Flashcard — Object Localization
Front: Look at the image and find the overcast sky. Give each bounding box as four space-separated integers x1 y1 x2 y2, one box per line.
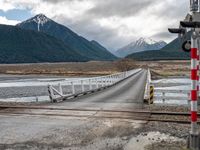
0 0 189 51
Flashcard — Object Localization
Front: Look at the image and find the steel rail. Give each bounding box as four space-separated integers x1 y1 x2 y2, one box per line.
0 105 199 124
0 105 199 115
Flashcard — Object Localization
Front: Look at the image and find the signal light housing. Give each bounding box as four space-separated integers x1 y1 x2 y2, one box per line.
168 28 186 34
180 21 200 28
182 40 191 52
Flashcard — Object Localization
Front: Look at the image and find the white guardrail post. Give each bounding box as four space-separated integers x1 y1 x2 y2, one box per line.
48 68 142 102
59 83 63 95
81 80 84 92
89 79 92 90
71 82 75 95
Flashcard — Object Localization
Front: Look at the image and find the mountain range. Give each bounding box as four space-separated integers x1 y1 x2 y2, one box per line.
17 14 117 61
0 13 191 63
115 38 167 57
0 14 117 64
126 34 191 60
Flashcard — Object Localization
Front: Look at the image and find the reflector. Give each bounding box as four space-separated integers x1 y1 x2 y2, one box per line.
182 40 191 52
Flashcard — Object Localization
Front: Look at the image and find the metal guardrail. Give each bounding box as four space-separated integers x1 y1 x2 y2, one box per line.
48 69 142 102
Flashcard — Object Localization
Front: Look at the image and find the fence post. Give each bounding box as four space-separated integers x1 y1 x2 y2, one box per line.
89 79 92 90
111 75 114 84
81 80 84 92
101 78 104 87
162 92 165 103
48 85 54 103
96 79 99 88
109 76 112 85
105 77 108 86
71 82 75 94
59 83 63 96
117 74 120 82
95 78 98 89
113 75 115 84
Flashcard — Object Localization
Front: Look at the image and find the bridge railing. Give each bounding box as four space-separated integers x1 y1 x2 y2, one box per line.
151 78 191 105
48 68 142 102
153 89 190 104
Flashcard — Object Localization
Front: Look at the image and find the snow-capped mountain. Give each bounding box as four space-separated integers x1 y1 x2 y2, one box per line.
115 37 167 57
18 14 50 31
16 14 117 61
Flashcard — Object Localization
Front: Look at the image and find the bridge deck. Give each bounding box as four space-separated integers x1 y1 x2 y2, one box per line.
53 69 147 110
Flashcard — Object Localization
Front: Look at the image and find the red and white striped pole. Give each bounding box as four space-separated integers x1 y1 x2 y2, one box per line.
190 32 199 149
197 38 199 102
197 38 200 103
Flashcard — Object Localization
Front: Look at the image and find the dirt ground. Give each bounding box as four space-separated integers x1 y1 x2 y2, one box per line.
0 114 187 150
0 60 190 78
0 105 192 150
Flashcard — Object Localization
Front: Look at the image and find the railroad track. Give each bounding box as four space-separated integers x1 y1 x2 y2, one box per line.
0 105 199 124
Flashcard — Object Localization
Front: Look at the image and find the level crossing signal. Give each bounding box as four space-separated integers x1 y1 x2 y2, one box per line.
168 28 191 52
168 0 200 53
169 0 200 149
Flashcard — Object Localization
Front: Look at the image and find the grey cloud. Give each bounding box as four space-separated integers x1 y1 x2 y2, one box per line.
56 14 126 51
42 0 83 3
87 0 158 17
32 0 189 50
152 31 177 42
152 1 188 20
153 32 172 39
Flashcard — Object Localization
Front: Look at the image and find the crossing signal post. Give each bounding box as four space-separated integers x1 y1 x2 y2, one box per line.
169 0 200 149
